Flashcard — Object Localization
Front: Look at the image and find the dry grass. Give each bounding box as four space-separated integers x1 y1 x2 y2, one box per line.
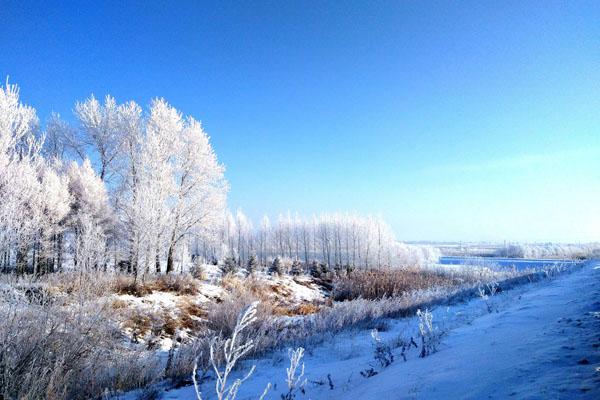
122 312 154 341
177 297 207 331
0 289 162 399
332 267 467 301
114 273 200 296
110 297 129 309
290 303 321 315
221 274 323 316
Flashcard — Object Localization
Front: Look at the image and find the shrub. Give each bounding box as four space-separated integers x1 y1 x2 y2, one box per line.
192 302 271 400
371 329 394 367
0 291 162 399
150 273 199 295
190 261 207 280
221 257 238 275
417 308 441 357
310 261 321 278
247 254 259 275
290 260 302 276
269 257 282 276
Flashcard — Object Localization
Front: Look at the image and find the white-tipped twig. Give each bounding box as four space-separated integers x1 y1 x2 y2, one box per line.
192 301 271 400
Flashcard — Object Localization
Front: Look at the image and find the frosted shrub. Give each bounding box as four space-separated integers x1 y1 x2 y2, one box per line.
371 329 394 367
543 262 569 278
0 289 161 399
205 287 284 355
477 281 499 313
193 302 271 400
417 308 441 357
282 347 307 400
190 260 207 280
290 259 302 276
360 329 394 378
221 257 238 275
269 257 282 276
246 254 259 275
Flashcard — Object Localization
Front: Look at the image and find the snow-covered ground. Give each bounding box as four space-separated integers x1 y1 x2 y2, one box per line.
146 261 599 400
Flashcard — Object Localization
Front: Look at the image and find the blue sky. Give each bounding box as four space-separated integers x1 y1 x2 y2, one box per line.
1 1 599 242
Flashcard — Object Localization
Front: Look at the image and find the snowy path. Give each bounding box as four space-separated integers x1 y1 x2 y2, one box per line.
156 263 600 400
345 262 600 399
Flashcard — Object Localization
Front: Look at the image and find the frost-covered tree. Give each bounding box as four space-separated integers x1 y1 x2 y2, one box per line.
199 212 439 270
257 215 270 266
35 162 71 273
153 100 228 273
113 98 227 274
0 80 44 272
67 159 111 270
43 112 85 161
75 95 123 182
235 209 252 266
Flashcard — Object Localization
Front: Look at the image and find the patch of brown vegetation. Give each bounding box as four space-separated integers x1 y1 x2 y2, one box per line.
332 268 464 301
293 303 321 315
114 276 153 296
122 312 153 341
160 312 178 336
113 274 199 297
149 274 199 295
221 275 274 303
177 298 207 331
110 298 128 309
271 282 293 297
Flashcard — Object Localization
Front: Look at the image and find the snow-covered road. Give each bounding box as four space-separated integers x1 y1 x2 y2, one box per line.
154 262 600 400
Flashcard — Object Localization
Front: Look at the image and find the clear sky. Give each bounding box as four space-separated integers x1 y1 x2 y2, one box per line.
1 1 599 243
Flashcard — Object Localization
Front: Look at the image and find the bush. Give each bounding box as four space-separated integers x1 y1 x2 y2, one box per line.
221 256 238 275
310 261 321 278
290 260 302 276
0 290 162 399
247 254 259 275
150 273 199 295
190 261 207 280
269 257 282 276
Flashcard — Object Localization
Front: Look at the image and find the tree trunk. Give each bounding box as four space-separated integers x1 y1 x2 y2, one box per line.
155 245 161 274
16 242 28 275
55 233 63 272
166 244 174 274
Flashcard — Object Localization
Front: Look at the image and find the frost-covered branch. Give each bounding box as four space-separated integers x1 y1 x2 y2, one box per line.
193 301 270 400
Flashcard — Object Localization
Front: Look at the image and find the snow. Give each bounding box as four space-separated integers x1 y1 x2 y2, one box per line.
269 275 326 303
149 261 599 400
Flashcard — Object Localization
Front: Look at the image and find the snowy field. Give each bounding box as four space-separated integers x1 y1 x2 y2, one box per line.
133 261 599 400
439 256 582 270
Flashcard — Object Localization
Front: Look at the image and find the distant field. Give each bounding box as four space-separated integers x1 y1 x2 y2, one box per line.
439 256 583 271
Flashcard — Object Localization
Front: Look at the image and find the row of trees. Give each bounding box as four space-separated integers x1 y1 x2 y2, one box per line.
0 80 227 275
193 211 440 270
1 80 435 276
495 243 599 259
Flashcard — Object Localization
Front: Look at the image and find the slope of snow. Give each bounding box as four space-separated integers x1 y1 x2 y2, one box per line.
344 261 600 399
129 262 599 400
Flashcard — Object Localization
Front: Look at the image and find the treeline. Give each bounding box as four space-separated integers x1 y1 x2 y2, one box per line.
495 243 599 260
194 211 440 270
0 80 436 277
